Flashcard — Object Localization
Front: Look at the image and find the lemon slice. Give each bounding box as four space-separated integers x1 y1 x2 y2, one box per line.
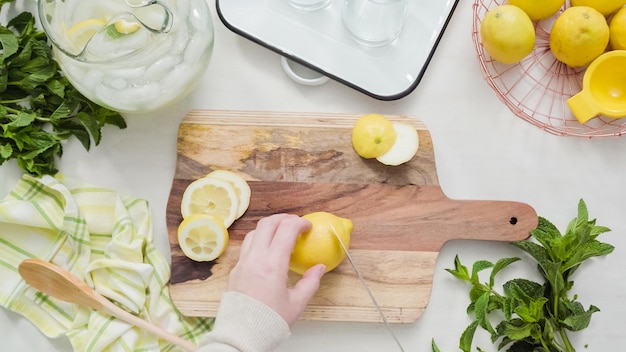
205 170 251 218
178 214 229 262
114 19 141 35
180 177 240 227
67 18 107 50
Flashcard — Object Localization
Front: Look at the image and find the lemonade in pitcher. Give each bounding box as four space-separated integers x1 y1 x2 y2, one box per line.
38 0 214 113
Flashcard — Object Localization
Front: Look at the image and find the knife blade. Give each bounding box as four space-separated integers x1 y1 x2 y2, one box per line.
329 223 405 352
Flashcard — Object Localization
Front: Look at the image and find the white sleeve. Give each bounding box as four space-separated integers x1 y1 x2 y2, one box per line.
197 291 291 352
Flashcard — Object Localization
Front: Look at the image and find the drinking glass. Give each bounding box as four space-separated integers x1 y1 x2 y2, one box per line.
342 0 408 47
288 0 332 11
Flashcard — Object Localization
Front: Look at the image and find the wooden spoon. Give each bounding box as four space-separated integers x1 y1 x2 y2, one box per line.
18 258 198 352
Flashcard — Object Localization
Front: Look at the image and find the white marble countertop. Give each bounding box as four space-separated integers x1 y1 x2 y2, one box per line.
1 0 625 350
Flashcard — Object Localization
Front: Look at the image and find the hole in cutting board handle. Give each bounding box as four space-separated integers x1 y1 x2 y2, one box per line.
509 217 518 225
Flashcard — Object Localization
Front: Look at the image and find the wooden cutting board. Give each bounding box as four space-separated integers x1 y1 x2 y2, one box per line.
166 110 538 323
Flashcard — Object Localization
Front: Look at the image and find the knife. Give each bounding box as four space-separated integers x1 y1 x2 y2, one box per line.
329 224 405 352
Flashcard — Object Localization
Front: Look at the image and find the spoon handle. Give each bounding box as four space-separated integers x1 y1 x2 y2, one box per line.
18 259 197 352
98 296 198 352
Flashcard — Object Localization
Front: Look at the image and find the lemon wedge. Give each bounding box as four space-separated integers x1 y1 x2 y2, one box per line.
180 176 240 227
178 214 229 262
205 170 251 219
67 18 107 50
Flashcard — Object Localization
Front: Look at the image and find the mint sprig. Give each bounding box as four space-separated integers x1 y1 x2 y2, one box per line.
1 8 126 176
435 199 614 352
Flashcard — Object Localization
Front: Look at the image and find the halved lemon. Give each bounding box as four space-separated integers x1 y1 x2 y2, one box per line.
376 123 419 166
178 214 229 262
180 176 240 227
205 170 251 218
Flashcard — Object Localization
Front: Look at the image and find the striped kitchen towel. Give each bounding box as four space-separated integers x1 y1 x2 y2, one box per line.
0 174 213 351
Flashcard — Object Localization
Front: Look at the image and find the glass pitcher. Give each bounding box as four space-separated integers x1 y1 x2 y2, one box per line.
38 0 214 113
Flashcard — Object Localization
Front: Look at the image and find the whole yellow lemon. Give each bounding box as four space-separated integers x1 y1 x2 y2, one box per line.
609 6 626 50
289 212 353 275
570 0 626 16
550 6 610 67
480 5 536 64
508 0 565 20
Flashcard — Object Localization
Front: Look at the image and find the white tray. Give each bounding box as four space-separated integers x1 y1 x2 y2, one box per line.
216 0 459 100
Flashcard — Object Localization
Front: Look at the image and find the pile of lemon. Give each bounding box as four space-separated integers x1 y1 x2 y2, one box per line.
177 170 251 262
480 0 626 67
176 170 354 276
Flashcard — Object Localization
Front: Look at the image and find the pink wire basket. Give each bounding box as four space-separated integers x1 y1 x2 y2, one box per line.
472 0 626 137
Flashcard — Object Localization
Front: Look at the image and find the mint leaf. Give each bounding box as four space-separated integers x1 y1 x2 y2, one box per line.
445 255 470 281
459 320 479 352
471 260 494 284
0 27 18 59
490 257 520 286
431 339 440 352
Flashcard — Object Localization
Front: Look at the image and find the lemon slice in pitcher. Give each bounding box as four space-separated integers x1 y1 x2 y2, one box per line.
67 18 107 51
180 177 240 227
178 214 229 262
113 19 141 35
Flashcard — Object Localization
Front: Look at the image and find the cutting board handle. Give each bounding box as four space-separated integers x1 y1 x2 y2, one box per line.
225 181 537 252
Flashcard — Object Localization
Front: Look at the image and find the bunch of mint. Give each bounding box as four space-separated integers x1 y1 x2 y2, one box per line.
434 199 614 352
1 6 126 176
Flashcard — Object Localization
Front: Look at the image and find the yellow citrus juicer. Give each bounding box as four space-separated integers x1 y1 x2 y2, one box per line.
567 50 626 124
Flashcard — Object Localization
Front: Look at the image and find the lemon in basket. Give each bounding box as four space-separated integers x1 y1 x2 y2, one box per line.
550 6 610 67
570 0 626 16
609 6 626 50
508 0 564 20
480 5 535 64
178 214 229 262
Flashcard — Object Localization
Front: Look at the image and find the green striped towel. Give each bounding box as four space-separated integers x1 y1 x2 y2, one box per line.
0 174 213 351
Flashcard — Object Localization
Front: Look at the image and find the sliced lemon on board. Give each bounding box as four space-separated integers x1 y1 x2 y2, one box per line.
205 170 251 219
178 214 229 262
180 176 240 227
376 123 419 166
67 18 107 51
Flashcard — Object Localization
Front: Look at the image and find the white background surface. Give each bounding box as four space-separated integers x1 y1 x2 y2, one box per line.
1 0 625 351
